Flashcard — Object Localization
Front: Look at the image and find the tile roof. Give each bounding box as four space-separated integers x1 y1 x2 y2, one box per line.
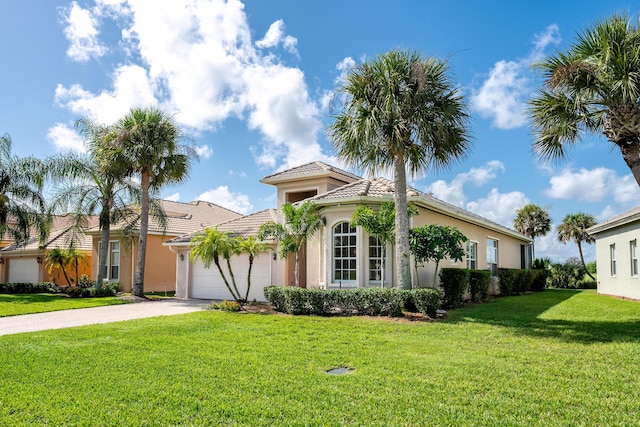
165 209 278 245
1 215 99 253
260 161 361 184
307 177 530 241
88 199 242 236
587 205 640 235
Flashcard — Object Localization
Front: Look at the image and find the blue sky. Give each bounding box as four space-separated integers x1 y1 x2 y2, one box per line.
1 0 638 263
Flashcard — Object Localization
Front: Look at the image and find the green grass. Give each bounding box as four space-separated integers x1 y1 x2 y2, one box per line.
1 289 640 426
0 294 129 317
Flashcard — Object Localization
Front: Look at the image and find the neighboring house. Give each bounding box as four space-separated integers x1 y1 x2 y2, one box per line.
166 161 532 301
587 206 640 300
0 215 98 285
87 199 241 293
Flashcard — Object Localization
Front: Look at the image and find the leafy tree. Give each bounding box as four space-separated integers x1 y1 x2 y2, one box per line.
0 134 48 245
409 224 468 287
557 212 596 280
45 248 72 286
529 13 640 186
190 227 242 302
513 204 551 260
350 201 417 287
258 201 325 287
329 49 471 289
113 107 194 297
237 236 271 301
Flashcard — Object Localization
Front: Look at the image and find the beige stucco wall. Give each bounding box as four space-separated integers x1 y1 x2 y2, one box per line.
593 222 640 300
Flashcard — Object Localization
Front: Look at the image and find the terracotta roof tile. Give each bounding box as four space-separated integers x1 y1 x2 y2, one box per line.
1 215 99 253
260 161 361 184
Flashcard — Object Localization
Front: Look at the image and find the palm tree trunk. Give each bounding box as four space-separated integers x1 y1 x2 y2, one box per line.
294 251 300 287
618 139 640 187
244 255 254 301
96 206 111 290
214 258 240 302
393 158 412 289
577 241 596 281
60 261 72 286
380 245 386 288
133 171 150 297
225 257 243 302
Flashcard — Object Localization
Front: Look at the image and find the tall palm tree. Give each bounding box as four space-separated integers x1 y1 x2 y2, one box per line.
113 107 194 297
529 14 640 186
328 49 471 289
237 236 270 302
557 212 597 280
513 203 551 261
48 119 141 289
0 134 48 245
258 201 325 288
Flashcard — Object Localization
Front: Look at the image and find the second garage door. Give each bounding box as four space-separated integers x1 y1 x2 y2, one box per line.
191 254 271 301
8 257 39 283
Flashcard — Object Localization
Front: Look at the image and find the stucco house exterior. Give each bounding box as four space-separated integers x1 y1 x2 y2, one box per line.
587 206 640 300
0 215 98 285
166 162 532 301
87 199 241 293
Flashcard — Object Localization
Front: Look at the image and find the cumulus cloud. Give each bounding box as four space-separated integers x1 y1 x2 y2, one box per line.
164 192 180 202
55 0 326 171
194 144 213 159
196 185 253 214
426 161 505 207
62 1 106 62
544 167 640 204
466 188 530 227
471 25 560 129
46 123 85 153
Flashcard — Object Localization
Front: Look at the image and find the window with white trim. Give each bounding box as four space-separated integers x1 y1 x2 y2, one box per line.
466 241 477 270
99 241 120 281
487 239 498 276
333 222 357 282
631 240 638 277
368 236 383 283
610 244 616 276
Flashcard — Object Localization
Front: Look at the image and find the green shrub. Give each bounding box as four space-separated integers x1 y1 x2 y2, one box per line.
409 288 442 317
283 286 307 315
498 268 518 296
547 262 585 289
219 300 241 312
530 269 547 291
91 282 120 297
468 270 491 302
440 268 470 308
264 286 286 311
0 282 61 294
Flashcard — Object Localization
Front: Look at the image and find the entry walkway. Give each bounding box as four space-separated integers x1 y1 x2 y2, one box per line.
0 298 211 336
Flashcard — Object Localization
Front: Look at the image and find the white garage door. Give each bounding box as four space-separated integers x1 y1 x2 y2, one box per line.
191 254 271 302
8 257 39 283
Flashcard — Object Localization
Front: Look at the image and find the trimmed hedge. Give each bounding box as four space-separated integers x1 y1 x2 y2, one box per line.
440 268 470 308
468 270 491 302
0 282 61 294
498 268 546 296
264 286 442 318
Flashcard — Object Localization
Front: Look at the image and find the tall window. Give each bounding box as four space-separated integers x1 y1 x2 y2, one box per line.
99 241 120 281
631 240 638 277
333 222 357 282
610 244 617 276
369 236 383 283
466 241 477 269
487 239 498 276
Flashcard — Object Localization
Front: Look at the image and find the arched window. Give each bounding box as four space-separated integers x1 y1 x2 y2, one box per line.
333 222 357 282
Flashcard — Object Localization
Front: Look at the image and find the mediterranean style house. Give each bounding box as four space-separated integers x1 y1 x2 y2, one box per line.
165 162 533 301
587 206 640 300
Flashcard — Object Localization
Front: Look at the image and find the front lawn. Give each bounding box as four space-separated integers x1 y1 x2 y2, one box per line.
0 294 129 317
1 290 639 426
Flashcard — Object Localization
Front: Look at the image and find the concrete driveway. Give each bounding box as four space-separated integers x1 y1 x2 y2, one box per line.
0 298 211 336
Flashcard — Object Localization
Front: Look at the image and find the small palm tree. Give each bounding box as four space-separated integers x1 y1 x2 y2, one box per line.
513 204 551 261
329 49 471 289
45 248 72 286
529 13 640 186
557 213 597 281
113 107 195 297
0 134 48 245
237 236 271 301
258 201 325 287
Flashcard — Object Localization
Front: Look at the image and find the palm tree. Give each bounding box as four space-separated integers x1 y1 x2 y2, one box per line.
45 248 72 286
328 49 471 289
47 119 141 289
113 107 194 297
237 236 271 301
258 201 325 287
557 212 597 280
190 227 242 302
0 134 48 245
529 14 640 186
513 203 551 261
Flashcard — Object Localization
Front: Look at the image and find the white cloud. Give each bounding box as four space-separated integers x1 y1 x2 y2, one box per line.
471 25 560 129
544 167 640 204
164 192 180 202
194 145 213 159
46 123 85 153
56 0 326 171
63 1 106 62
425 161 505 207
466 188 529 227
256 19 298 54
196 185 252 214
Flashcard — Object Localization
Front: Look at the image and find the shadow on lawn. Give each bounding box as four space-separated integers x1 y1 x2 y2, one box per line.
447 289 640 344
